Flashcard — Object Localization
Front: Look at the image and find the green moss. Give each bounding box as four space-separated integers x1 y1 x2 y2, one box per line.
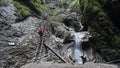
92 0 101 7
79 0 89 13
80 0 120 61
58 0 80 9
13 0 31 17
13 0 47 17
69 0 80 8
30 0 46 13
0 0 8 6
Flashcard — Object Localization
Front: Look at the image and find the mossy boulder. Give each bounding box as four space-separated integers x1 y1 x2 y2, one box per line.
51 13 82 32
51 21 70 39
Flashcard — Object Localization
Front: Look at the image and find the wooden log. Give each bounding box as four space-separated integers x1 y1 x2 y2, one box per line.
43 43 68 63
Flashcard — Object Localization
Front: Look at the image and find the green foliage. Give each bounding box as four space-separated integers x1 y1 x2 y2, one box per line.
0 0 8 6
79 0 120 61
79 0 89 13
13 0 47 17
92 6 100 11
79 0 111 25
70 0 80 8
30 0 47 13
97 11 106 17
13 1 31 17
58 0 80 8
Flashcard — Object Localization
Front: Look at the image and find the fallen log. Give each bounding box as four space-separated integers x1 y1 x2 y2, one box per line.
43 43 68 63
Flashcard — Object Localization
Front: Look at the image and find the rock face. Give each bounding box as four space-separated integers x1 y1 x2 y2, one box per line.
0 17 42 68
0 1 101 67
79 0 120 62
0 0 120 68
0 0 16 23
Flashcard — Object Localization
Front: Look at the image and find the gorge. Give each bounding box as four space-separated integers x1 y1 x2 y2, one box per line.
0 0 120 68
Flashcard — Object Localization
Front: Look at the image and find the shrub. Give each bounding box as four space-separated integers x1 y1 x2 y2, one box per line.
13 1 31 17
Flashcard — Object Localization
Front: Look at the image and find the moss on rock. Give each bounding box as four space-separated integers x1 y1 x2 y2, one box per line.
79 0 120 62
30 0 46 13
51 21 70 39
13 0 47 18
13 0 31 17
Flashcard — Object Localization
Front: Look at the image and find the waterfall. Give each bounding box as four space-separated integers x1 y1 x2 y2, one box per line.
73 32 91 64
74 33 84 64
73 14 84 64
69 13 91 64
75 13 84 30
77 18 84 31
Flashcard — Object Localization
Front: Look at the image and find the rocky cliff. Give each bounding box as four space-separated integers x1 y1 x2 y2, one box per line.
0 0 120 68
79 0 120 62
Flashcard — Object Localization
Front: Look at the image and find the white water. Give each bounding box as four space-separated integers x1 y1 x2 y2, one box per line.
77 18 84 30
73 32 91 64
74 33 84 64
73 14 84 64
71 13 91 64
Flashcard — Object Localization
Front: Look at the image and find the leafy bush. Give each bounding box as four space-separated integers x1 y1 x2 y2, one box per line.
59 0 80 8
69 0 80 8
13 1 31 17
30 0 47 13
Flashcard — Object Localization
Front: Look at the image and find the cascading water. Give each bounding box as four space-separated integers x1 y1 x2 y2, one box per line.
74 33 84 64
75 13 84 30
73 13 90 64
69 13 91 64
73 13 84 64
73 31 91 64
